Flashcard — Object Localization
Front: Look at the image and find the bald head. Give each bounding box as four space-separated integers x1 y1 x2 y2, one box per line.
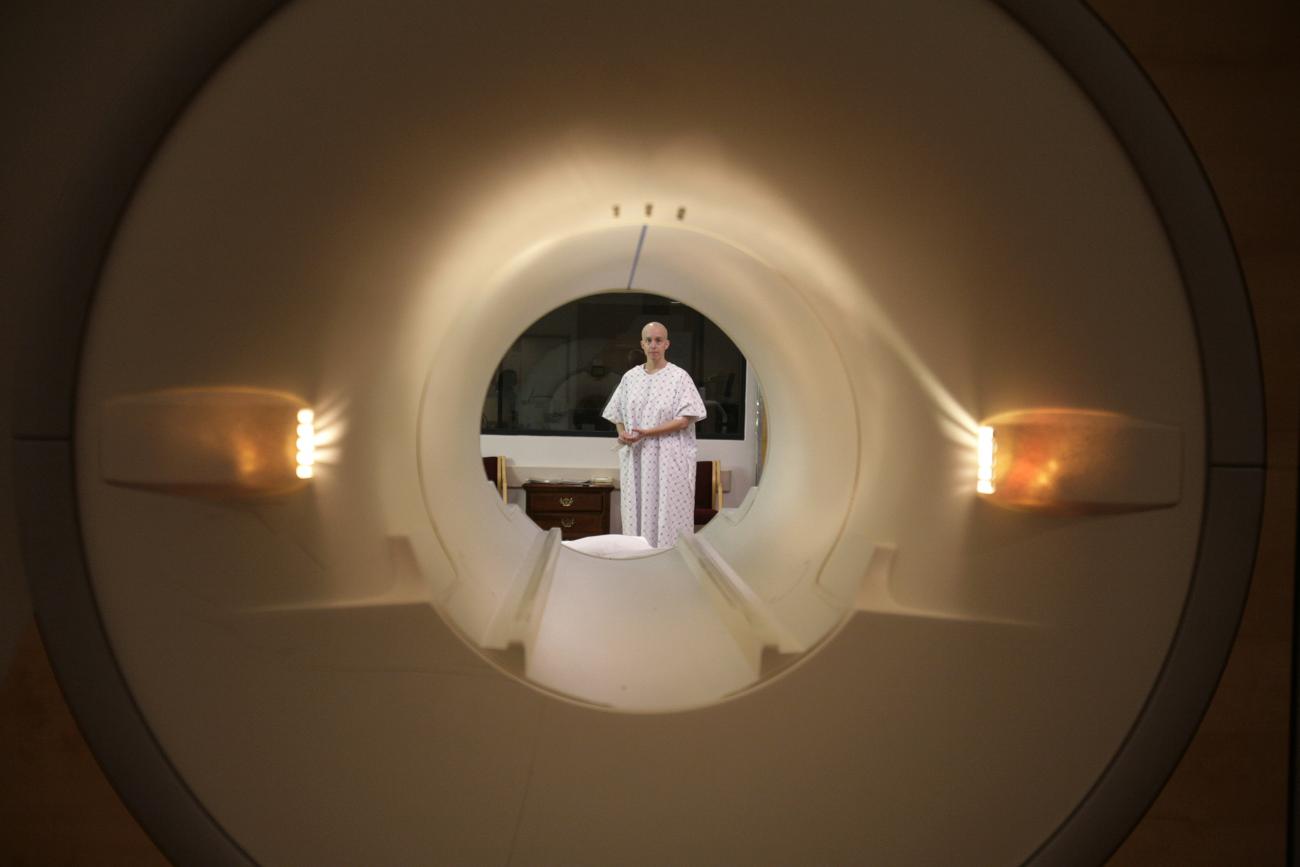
640 321 670 368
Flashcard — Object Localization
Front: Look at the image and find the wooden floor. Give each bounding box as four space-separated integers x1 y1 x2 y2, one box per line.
0 1 1297 864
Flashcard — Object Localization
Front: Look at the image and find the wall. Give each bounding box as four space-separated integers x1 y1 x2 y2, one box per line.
0 202 31 685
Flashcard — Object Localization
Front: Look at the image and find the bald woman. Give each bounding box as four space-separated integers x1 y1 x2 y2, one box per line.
601 322 707 548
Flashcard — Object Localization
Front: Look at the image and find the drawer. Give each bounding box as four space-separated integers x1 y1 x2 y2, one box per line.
529 491 604 512
531 512 605 537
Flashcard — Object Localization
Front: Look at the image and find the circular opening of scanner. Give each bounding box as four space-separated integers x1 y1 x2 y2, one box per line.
479 290 750 545
418 224 861 711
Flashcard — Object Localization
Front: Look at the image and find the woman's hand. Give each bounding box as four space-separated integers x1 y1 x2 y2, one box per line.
618 429 642 445
631 418 690 440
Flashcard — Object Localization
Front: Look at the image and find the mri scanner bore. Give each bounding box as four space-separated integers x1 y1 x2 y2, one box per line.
480 291 751 552
24 0 1263 863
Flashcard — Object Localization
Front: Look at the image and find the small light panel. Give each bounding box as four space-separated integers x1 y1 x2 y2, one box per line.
295 407 316 480
977 425 996 495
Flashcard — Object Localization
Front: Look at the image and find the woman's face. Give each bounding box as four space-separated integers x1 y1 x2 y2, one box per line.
640 326 669 363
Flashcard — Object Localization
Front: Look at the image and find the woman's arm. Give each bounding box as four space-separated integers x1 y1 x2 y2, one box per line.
632 416 694 438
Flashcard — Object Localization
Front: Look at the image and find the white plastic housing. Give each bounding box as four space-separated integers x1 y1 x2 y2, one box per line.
67 0 1211 864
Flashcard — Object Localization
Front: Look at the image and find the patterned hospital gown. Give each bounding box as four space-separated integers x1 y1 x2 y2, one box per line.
601 363 707 548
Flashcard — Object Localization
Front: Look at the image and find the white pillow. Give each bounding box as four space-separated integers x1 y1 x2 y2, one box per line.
561 534 655 558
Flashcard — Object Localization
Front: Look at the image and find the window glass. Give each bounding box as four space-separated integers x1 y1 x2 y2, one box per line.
482 292 746 439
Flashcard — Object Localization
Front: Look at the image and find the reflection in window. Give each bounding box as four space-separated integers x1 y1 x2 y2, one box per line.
482 292 746 439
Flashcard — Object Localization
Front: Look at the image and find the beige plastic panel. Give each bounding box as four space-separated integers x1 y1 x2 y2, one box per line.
984 408 1184 512
100 388 307 497
71 0 1206 863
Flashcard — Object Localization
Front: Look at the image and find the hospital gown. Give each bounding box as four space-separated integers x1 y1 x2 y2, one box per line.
601 363 707 548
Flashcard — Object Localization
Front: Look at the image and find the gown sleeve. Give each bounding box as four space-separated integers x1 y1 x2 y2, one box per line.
601 371 628 425
674 368 707 421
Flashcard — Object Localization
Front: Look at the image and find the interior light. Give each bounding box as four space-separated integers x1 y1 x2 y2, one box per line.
977 425 996 495
295 406 316 478
98 389 316 496
977 409 1182 513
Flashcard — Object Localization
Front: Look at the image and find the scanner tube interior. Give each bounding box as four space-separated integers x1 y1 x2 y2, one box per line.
11 0 1264 864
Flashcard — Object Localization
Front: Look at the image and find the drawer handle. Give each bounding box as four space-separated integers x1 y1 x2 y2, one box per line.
560 517 576 528
560 497 574 507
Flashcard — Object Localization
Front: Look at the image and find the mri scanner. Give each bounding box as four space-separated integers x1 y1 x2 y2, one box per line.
6 0 1265 864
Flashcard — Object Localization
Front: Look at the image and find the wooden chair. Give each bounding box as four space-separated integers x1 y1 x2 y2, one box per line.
695 460 722 526
482 455 507 502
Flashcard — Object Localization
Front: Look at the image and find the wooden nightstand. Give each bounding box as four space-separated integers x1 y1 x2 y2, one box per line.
523 481 614 540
